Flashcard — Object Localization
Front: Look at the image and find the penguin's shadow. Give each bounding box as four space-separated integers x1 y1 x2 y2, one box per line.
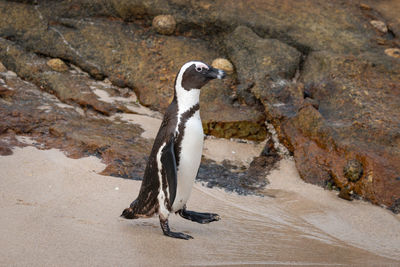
120 219 159 229
138 221 159 229
121 218 194 236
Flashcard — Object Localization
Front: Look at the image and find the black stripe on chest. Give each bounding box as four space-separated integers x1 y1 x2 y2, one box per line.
174 103 200 168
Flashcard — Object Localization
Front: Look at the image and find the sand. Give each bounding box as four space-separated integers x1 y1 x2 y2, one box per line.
1 142 399 266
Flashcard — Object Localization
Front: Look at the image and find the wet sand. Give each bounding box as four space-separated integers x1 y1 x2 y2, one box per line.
1 145 399 266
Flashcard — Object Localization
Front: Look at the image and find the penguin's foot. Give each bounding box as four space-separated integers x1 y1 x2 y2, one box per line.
178 208 221 224
160 217 193 240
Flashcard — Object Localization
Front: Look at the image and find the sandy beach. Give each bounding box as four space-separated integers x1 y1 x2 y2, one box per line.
1 142 399 266
1 1 400 265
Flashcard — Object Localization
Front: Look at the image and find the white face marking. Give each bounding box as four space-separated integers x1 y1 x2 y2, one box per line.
194 62 208 72
156 143 169 220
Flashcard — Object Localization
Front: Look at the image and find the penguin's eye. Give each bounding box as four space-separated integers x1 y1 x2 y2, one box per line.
195 67 202 72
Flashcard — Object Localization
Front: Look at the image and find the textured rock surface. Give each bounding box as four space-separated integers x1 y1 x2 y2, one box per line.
0 65 152 179
0 62 6 72
0 59 274 193
284 51 400 207
0 39 118 115
47 58 69 72
152 14 176 35
211 58 234 74
224 26 303 113
0 1 266 140
385 48 400 58
0 0 399 210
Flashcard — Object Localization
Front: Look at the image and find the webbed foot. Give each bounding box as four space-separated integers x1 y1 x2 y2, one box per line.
159 217 193 240
178 208 220 224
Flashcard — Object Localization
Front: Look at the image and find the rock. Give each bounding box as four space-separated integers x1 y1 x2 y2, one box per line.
389 198 400 214
224 26 302 113
0 70 265 194
384 48 400 59
362 0 400 38
0 8 267 141
359 3 371 10
338 187 353 201
0 39 118 116
0 144 13 156
343 159 363 182
281 51 400 207
211 58 234 74
370 20 388 33
236 82 258 106
0 61 6 72
0 71 152 179
1 0 400 210
203 120 267 141
152 15 176 35
0 85 15 97
17 0 377 53
225 26 301 82
302 97 319 110
260 137 279 157
46 58 69 72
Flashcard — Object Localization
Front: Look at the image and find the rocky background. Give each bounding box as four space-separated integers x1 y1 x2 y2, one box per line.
0 0 399 212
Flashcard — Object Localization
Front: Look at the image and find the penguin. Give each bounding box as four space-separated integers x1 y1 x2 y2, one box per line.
121 61 226 240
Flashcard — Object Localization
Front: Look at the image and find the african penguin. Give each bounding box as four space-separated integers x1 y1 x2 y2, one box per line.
121 61 226 240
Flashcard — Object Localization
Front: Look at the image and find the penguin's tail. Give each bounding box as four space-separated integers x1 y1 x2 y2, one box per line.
121 200 139 219
121 207 138 219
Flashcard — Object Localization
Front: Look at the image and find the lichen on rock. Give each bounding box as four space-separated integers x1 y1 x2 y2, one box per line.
343 159 363 182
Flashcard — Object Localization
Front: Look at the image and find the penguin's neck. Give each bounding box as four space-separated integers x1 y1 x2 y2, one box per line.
173 84 201 135
174 85 200 115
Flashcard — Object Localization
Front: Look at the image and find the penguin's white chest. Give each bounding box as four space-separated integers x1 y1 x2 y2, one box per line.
171 111 203 211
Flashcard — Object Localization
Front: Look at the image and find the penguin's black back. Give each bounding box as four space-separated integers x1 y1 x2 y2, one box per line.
129 98 178 216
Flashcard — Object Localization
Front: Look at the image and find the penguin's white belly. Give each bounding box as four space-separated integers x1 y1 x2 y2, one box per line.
172 112 203 212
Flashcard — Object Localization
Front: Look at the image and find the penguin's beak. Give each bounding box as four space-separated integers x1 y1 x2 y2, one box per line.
205 66 226 80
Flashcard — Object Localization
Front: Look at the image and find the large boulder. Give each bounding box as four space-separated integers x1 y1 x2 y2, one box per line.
282 51 400 207
0 1 266 141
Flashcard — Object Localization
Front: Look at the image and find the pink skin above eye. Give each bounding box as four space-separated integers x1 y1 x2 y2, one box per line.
194 62 208 71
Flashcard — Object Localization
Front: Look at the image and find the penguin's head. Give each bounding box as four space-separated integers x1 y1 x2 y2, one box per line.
177 61 226 91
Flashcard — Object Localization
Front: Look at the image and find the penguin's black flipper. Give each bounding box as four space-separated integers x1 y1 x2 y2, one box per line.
179 207 220 224
160 137 177 206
